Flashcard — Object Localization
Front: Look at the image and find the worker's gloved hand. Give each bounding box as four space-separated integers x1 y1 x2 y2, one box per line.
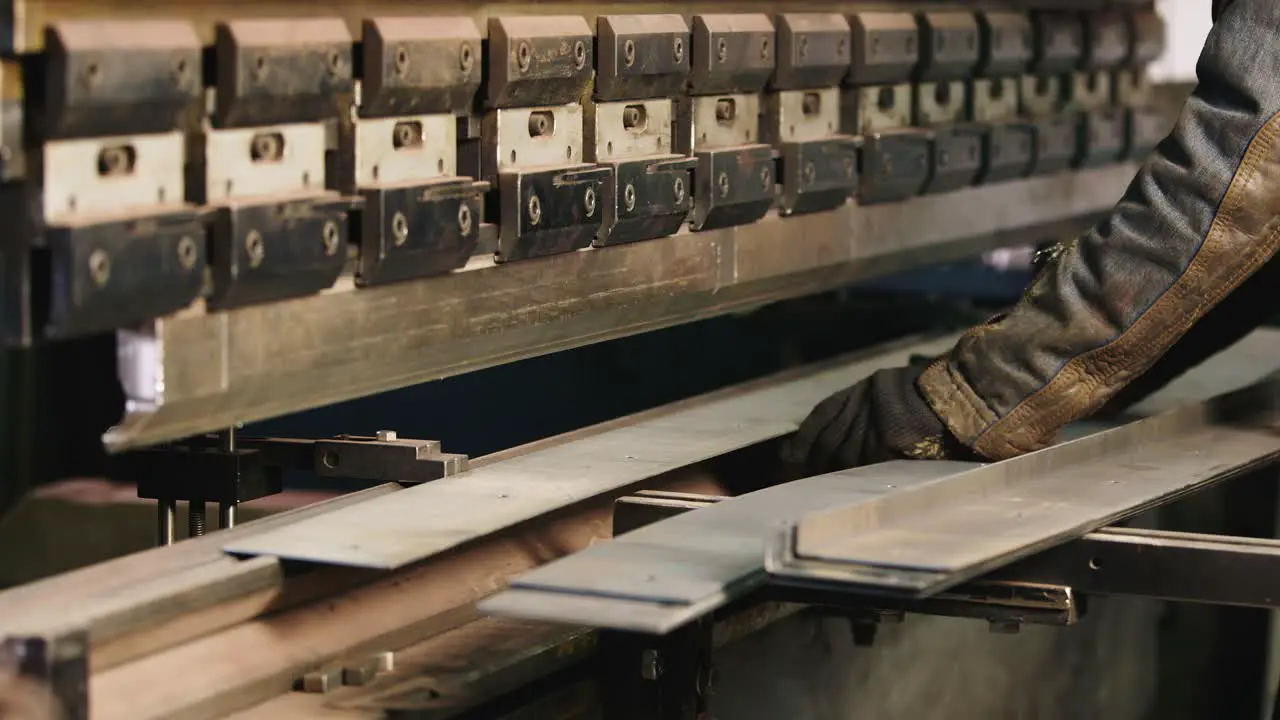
782 364 975 479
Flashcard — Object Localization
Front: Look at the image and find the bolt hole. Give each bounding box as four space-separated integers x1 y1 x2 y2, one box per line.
622 103 648 132
511 149 518 164
322 451 340 469
1088 557 1103 571
877 87 896 111
934 83 952 106
97 144 137 177
393 120 424 150
527 110 555 138
437 158 445 173
607 140 613 155
565 146 572 160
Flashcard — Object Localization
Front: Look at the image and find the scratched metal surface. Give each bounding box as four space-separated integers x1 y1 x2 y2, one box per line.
105 164 1134 452
221 335 962 568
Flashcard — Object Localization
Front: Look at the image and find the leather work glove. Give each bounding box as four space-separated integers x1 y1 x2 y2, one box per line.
783 362 975 479
789 0 1280 473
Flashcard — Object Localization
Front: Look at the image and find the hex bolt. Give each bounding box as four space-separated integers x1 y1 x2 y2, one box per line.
245 230 265 268
623 183 637 212
459 42 474 73
760 165 772 190
88 248 111 287
573 40 587 69
843 156 855 179
673 177 686 204
391 212 409 246
176 235 199 270
395 46 411 76
527 193 542 225
457 203 473 236
517 42 532 73
717 171 730 198
623 39 636 67
760 37 770 61
716 38 728 63
322 221 341 256
673 37 685 63
798 35 809 59
584 187 597 217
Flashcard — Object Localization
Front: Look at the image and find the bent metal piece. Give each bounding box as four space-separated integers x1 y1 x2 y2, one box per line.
767 377 1280 599
478 461 976 634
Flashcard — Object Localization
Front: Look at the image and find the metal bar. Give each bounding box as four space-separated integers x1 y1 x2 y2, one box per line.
994 527 1280 609
102 165 1133 453
479 461 975 634
769 378 1280 599
220 336 964 569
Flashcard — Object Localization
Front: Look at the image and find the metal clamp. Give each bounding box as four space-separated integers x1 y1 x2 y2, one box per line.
859 129 932 205
923 123 984 195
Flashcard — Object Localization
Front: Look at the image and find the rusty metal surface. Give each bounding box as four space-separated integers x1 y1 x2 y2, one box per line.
105 163 1134 453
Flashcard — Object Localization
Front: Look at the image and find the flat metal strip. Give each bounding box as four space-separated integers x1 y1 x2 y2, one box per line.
105 164 1135 451
222 337 962 569
478 461 973 633
769 377 1280 598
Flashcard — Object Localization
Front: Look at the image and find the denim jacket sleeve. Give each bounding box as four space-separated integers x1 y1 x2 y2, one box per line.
916 0 1280 460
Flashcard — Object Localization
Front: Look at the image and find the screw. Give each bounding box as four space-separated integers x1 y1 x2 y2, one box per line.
760 165 772 190
760 37 770 61
189 501 206 538
250 133 283 163
88 248 110 287
457 202 473 236
322 221 341 256
517 42 532 73
623 39 636 67
459 43 474 74
803 161 816 186
527 193 542 225
622 106 643 129
716 38 728 63
673 37 685 63
715 98 735 122
245 230 265 268
798 35 809 60
177 235 198 270
97 146 131 177
802 93 821 116
391 212 409 246
393 122 421 149
623 183 636 212
574 40 587 69
395 46 411 76
673 176 686 204
83 62 102 89
584 186 597 217
640 649 662 680
528 113 551 137
717 171 730 197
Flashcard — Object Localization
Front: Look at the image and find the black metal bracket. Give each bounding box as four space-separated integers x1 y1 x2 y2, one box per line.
121 429 468 544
